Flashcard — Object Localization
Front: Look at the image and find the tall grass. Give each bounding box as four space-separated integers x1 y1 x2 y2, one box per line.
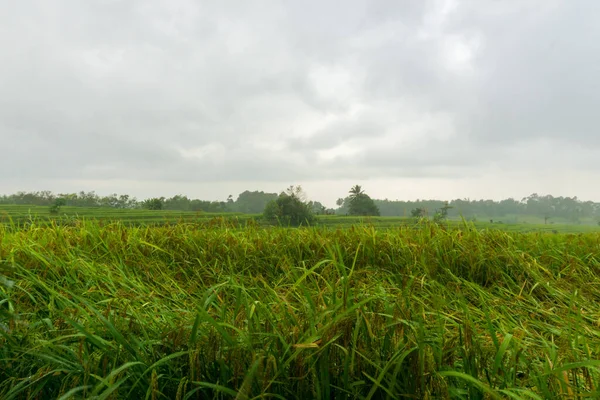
1 220 600 398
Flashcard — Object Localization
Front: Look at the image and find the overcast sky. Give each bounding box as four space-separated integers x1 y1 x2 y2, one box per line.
1 0 599 207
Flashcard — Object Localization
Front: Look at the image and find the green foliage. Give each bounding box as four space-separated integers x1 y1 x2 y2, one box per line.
142 197 164 210
347 185 380 216
0 260 14 334
308 200 325 214
262 199 281 221
161 192 277 214
163 194 230 213
3 191 600 225
373 193 600 223
349 194 380 216
411 207 427 218
234 190 278 214
1 222 600 398
48 198 66 215
1 190 139 208
263 186 315 226
433 201 453 223
3 204 600 234
335 197 349 215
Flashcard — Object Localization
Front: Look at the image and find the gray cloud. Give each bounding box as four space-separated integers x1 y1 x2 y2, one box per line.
1 0 600 203
449 2 600 146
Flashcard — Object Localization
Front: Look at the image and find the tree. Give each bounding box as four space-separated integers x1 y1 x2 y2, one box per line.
308 200 326 215
164 195 191 211
49 198 66 215
235 190 278 214
142 197 164 210
347 185 380 216
348 185 364 201
411 207 427 218
263 186 315 226
434 201 452 223
335 197 349 215
285 185 307 202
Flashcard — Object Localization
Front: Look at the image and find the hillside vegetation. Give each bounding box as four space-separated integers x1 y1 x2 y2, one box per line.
1 221 600 398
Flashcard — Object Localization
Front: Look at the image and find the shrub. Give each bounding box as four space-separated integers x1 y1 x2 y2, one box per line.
263 191 315 226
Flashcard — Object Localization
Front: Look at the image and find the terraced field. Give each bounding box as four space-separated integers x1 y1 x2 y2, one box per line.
2 204 599 234
0 205 255 226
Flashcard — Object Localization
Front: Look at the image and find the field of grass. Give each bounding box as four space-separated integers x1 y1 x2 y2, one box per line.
317 215 600 234
0 205 253 226
2 204 600 234
2 220 600 399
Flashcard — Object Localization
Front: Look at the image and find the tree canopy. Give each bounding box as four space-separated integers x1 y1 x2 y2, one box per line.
347 186 380 216
263 186 315 226
142 198 164 210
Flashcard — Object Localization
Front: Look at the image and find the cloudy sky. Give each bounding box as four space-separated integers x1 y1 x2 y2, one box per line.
1 0 599 206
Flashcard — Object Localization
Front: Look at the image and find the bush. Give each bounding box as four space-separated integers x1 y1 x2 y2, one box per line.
263 192 315 226
48 198 66 215
142 198 164 210
349 194 380 216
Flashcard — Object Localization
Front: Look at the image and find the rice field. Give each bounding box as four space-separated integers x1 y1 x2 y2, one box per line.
2 204 600 234
2 219 600 399
0 205 252 226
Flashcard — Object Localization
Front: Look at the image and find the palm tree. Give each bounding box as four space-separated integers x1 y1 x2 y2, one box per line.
348 185 364 202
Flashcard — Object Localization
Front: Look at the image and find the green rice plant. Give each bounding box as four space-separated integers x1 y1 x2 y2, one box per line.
1 221 600 398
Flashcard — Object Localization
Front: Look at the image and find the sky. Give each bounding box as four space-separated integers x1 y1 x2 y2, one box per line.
1 0 599 207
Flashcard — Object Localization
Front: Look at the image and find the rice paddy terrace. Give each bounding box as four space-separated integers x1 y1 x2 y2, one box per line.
2 219 600 399
2 204 600 234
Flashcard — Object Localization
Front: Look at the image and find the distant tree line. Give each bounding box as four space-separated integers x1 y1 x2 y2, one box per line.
0 190 287 214
368 193 600 224
2 190 599 224
0 191 139 209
